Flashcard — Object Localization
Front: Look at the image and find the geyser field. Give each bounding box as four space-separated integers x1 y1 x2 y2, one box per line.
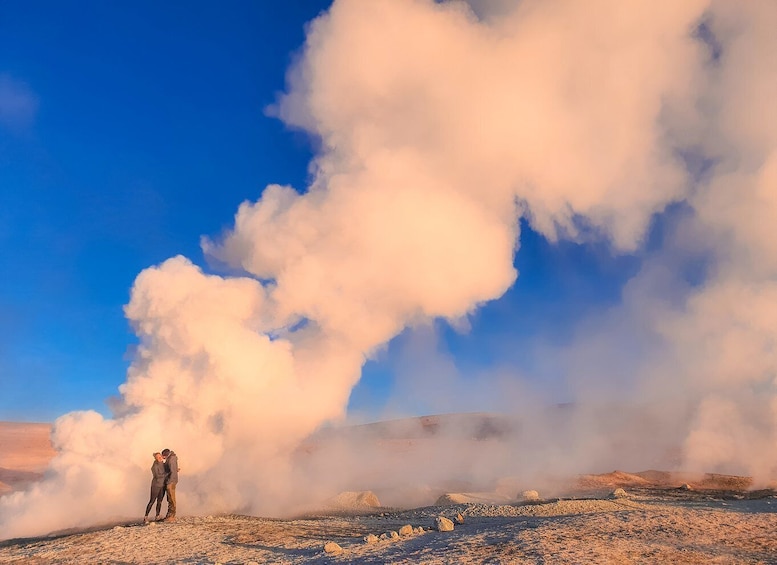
2 0 777 561
2 419 777 563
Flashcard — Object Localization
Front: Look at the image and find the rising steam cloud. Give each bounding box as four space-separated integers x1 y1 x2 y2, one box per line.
2 0 776 539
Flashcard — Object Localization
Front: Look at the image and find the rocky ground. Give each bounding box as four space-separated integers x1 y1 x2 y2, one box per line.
2 421 777 563
1 486 776 564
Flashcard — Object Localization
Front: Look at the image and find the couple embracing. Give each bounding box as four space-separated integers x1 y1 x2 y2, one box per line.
144 448 179 523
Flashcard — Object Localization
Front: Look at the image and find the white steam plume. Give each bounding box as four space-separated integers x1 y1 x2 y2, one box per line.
3 0 776 539
655 0 777 478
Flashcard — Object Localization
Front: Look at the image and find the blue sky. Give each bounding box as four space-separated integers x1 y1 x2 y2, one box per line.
1 1 647 422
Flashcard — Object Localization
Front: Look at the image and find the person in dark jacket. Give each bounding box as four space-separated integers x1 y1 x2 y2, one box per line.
144 452 166 522
161 448 179 521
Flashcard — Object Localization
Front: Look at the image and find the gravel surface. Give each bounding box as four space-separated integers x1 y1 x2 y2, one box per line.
2 492 776 564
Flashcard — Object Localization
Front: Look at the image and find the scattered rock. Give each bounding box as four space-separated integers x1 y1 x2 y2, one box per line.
398 524 413 536
435 516 454 532
379 533 389 540
455 513 465 524
681 483 693 491
364 534 379 544
388 530 399 539
414 526 426 534
521 490 541 502
612 488 629 498
323 541 343 555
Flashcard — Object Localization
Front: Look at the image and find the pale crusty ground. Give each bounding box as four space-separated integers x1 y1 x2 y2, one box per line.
1 493 776 564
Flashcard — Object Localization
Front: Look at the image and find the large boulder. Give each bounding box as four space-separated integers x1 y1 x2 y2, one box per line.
435 516 454 532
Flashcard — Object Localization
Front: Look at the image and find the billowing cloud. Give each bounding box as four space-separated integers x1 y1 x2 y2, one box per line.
661 0 777 476
275 0 706 250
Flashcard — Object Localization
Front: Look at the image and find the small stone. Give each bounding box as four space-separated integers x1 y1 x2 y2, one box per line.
455 513 465 524
611 488 629 498
323 541 343 554
379 533 389 540
681 483 693 491
398 524 413 536
364 534 379 544
414 526 425 534
389 530 399 539
435 516 454 532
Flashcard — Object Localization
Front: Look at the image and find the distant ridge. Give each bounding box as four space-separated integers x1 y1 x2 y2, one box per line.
0 422 57 479
305 412 522 444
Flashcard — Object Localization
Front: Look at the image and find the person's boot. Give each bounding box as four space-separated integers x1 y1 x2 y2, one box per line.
143 516 149 523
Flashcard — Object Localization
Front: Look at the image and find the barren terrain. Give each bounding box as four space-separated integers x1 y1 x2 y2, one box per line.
1 421 776 564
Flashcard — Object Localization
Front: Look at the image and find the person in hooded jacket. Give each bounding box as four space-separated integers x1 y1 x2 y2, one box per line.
143 452 166 522
160 448 179 521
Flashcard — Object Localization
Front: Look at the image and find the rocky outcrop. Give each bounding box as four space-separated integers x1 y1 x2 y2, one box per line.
435 516 454 532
